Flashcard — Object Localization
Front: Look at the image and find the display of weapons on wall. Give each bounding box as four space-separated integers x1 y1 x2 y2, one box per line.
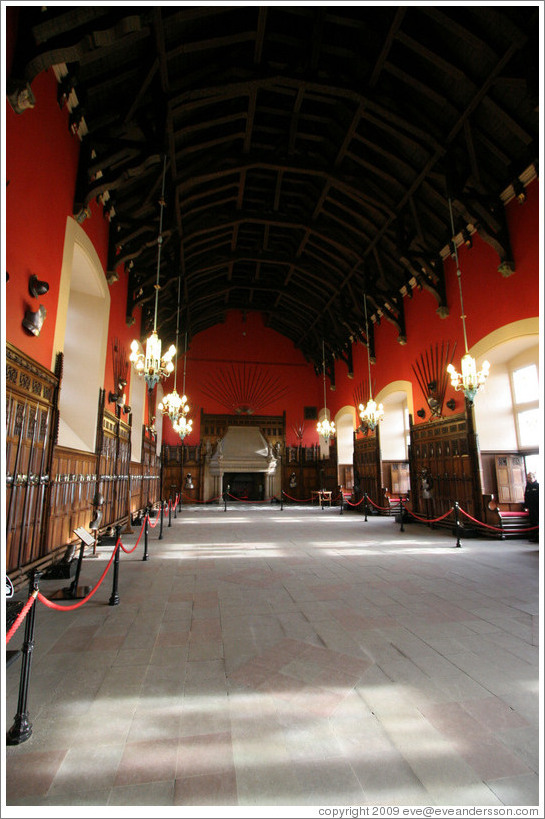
199 363 289 415
412 341 457 419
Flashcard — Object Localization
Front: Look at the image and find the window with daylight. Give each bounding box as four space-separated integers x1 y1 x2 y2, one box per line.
511 363 540 449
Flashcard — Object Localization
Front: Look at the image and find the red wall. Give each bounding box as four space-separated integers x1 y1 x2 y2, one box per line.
5 45 140 410
5 69 80 367
331 180 540 421
161 310 323 447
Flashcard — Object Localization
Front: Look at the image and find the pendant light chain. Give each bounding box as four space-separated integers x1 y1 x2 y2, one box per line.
447 197 469 354
153 154 167 332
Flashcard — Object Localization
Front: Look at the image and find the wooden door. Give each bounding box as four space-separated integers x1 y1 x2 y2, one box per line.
495 455 526 504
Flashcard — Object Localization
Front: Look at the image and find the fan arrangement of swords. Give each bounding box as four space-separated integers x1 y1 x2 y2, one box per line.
412 341 457 419
199 363 289 415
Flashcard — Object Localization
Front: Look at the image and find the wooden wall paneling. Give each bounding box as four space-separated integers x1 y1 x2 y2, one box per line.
47 448 98 551
409 408 484 521
114 418 131 522
141 433 160 507
129 462 141 515
353 426 382 507
181 444 202 501
5 344 59 574
100 413 117 526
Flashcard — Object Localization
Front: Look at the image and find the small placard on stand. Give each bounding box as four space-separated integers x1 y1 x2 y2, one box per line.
49 529 93 600
73 527 95 548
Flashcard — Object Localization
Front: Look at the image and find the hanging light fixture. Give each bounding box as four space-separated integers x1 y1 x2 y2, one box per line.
157 275 189 423
445 197 490 404
358 292 384 430
172 332 193 440
130 155 176 391
316 340 336 442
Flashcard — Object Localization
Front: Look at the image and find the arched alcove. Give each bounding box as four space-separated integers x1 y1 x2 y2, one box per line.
55 218 110 452
375 380 414 461
335 405 356 491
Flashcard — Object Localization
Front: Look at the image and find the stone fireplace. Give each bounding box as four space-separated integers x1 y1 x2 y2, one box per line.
203 425 280 502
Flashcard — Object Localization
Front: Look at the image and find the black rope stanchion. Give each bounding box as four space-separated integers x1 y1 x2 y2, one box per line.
454 501 462 548
159 500 164 540
224 490 227 512
364 492 368 522
399 498 405 532
339 491 344 515
281 489 284 510
7 570 42 745
168 499 172 527
173 494 177 519
143 511 150 561
109 525 121 606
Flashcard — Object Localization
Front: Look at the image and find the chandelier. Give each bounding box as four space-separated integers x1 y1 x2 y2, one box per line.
130 155 176 391
157 275 189 423
316 340 336 442
358 291 384 430
172 332 193 440
445 197 490 404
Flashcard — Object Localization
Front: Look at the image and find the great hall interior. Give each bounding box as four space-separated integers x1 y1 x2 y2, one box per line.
3 4 542 813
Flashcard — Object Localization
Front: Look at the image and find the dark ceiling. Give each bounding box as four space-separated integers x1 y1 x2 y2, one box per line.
9 5 540 372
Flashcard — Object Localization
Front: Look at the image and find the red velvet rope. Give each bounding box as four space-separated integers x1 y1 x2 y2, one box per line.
37 542 120 611
345 496 364 506
147 511 161 528
119 518 146 553
282 491 313 503
367 496 391 511
459 506 539 533
405 507 454 524
5 591 37 645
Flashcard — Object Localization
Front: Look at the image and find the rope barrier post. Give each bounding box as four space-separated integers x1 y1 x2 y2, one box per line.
364 492 368 522
224 490 227 512
68 536 88 598
6 570 42 745
178 488 182 512
280 489 284 510
399 498 405 532
168 498 172 528
143 511 150 561
109 526 121 606
173 493 177 519
339 490 343 515
454 501 462 548
159 500 164 540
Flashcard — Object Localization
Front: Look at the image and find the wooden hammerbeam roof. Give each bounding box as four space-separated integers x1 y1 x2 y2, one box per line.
8 5 539 371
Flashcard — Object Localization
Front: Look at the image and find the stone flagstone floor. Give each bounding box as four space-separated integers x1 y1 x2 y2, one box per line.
3 503 541 814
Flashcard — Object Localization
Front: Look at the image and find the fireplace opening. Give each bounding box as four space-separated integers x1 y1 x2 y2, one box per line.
223 472 265 501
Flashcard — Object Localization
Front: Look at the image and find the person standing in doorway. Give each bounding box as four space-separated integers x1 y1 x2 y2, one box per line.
524 472 539 542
